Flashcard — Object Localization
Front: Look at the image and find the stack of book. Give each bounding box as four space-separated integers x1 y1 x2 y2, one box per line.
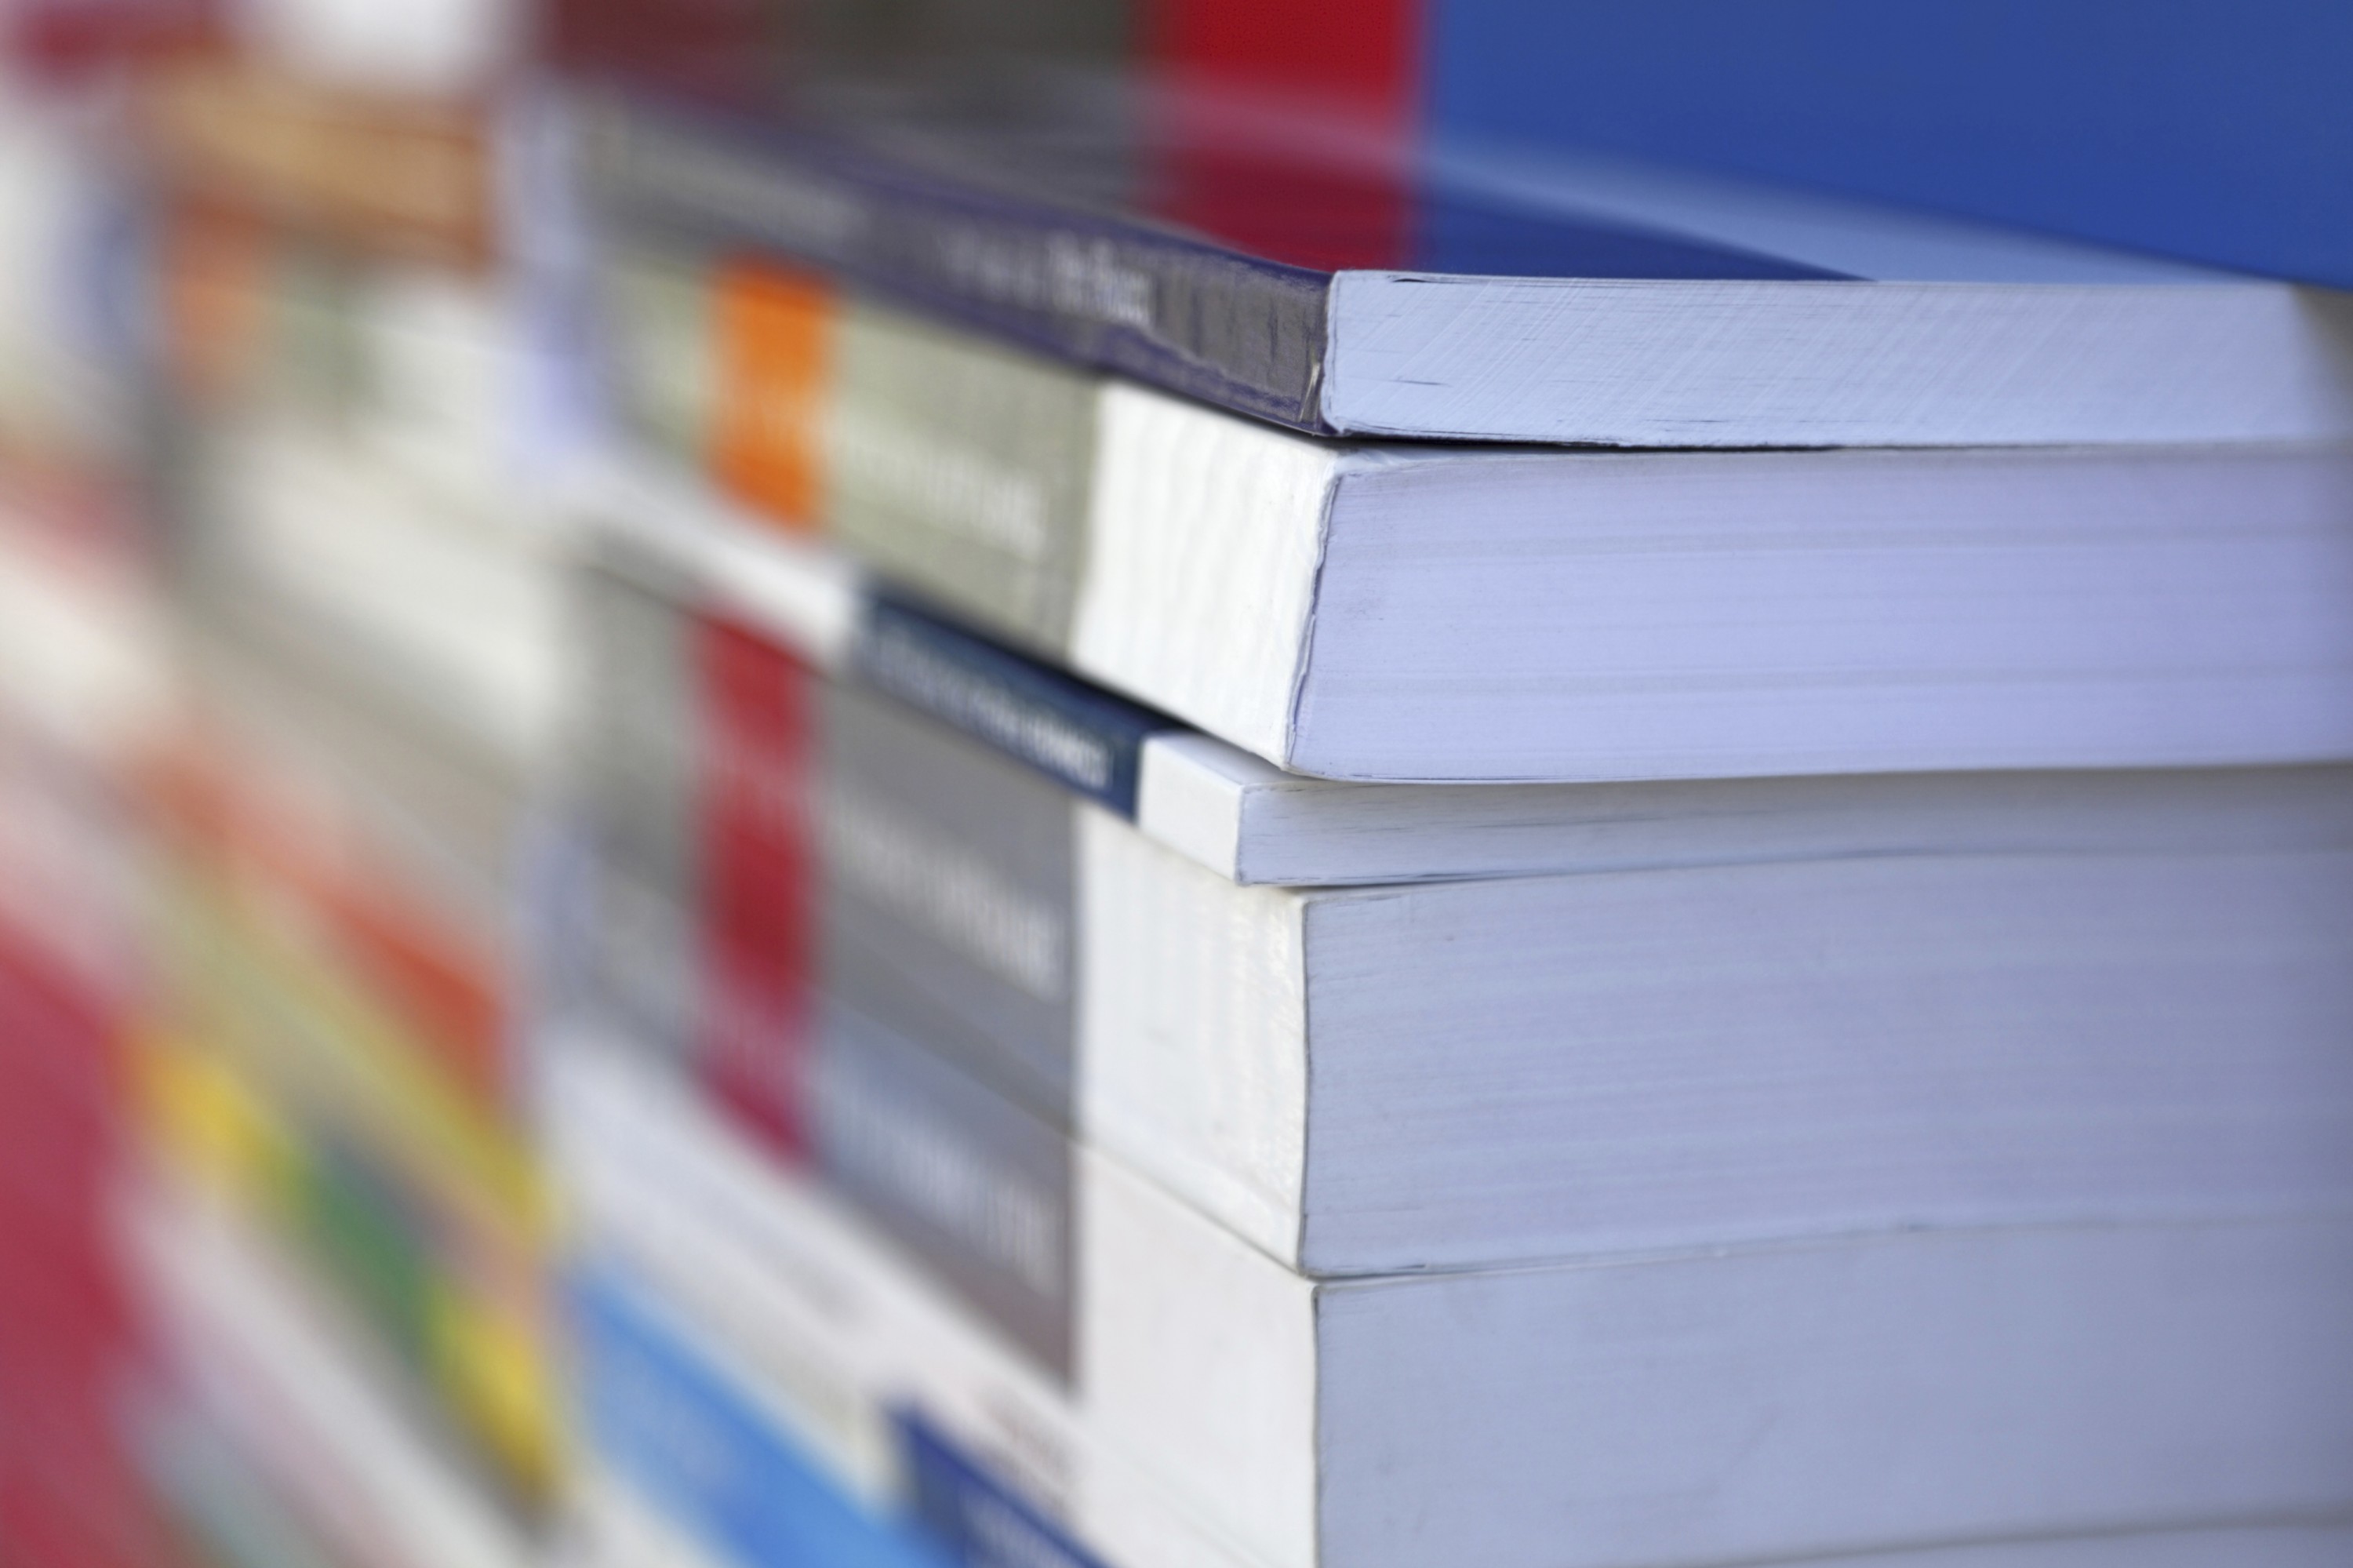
101 29 572 1568
547 44 2353 1568
9 7 2353 1566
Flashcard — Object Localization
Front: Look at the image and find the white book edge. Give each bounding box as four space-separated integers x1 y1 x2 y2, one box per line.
1320 276 2353 446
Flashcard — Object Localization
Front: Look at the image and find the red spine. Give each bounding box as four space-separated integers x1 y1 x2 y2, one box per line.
1147 0 1423 129
692 614 820 1162
0 932 170 1568
1144 0 1425 269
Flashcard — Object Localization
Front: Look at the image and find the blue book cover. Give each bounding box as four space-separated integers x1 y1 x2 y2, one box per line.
573 1261 955 1568
573 1259 1118 1568
1427 0 2353 290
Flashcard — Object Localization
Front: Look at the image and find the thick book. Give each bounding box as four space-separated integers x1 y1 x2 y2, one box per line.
565 1240 2353 1568
584 449 2353 809
571 75 2353 448
584 285 2353 781
553 1042 2353 1568
569 1242 2353 1568
568 542 2353 1282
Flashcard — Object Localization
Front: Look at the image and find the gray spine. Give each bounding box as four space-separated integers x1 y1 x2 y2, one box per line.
574 553 704 1055
597 247 719 467
816 1003 1075 1377
819 679 1078 1119
816 678 1082 1377
828 302 1101 655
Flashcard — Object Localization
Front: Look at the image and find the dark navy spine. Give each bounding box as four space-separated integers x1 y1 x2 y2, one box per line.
847 593 1170 818
896 1410 1113 1568
577 89 1334 431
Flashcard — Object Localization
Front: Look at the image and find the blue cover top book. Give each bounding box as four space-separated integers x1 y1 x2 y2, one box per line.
572 66 2353 446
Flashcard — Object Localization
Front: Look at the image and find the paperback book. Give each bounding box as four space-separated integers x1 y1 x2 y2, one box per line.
552 1041 2353 1568
573 73 2353 448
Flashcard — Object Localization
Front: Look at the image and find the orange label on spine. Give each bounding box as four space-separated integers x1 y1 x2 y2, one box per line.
711 260 836 532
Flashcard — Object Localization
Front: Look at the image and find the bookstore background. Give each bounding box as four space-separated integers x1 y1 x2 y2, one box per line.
2 3 2350 1566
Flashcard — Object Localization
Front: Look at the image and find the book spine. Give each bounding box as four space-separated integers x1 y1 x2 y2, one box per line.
816 678 1082 1374
135 953 563 1501
822 300 1103 657
127 1183 533 1568
848 593 1169 820
896 1409 1113 1568
603 240 1109 660
138 60 499 268
595 247 719 472
812 1008 1077 1378
556 1050 1311 1568
571 552 707 1059
155 678 529 1115
577 90 1333 432
555 1063 1163 1568
155 862 547 1248
597 241 1326 773
574 1248 1129 1568
693 609 822 1158
595 248 1187 773
576 560 1090 1376
571 1263 952 1568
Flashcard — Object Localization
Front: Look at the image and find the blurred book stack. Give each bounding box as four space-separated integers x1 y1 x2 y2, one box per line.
540 8 2353 1568
2 3 2352 1568
81 9 569 1567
